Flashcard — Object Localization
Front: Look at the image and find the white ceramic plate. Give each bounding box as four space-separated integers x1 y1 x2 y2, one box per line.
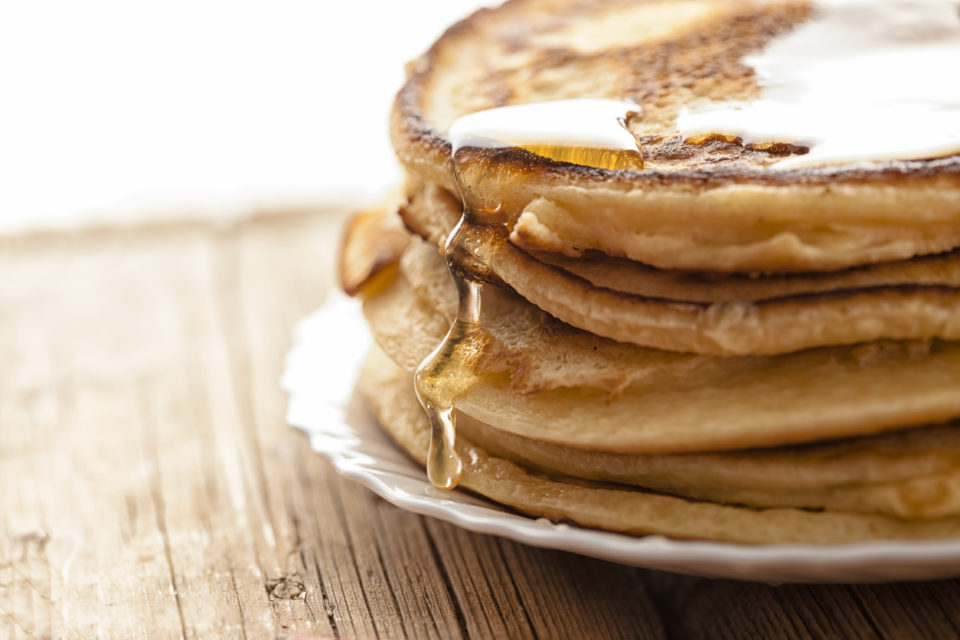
282 293 960 583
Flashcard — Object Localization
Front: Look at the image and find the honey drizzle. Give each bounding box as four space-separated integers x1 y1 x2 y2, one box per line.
415 99 642 489
413 210 500 489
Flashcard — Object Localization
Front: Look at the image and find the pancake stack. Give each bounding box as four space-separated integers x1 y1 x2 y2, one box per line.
340 0 960 544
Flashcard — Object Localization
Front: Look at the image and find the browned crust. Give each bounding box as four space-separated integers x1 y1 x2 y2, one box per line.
393 0 960 189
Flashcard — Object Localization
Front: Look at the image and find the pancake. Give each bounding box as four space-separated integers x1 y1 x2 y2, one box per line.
341 0 960 545
393 0 960 272
460 413 960 520
361 234 960 453
405 183 960 304
359 344 960 543
539 250 960 304
401 181 960 355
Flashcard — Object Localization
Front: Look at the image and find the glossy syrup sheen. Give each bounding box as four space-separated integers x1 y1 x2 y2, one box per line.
413 219 490 489
414 99 642 489
517 145 645 171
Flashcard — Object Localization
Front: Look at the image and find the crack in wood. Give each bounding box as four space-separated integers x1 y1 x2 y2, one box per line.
139 385 189 640
493 539 539 640
421 521 470 640
228 567 250 640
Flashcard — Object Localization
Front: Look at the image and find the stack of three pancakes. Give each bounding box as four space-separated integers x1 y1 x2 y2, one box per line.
340 0 960 544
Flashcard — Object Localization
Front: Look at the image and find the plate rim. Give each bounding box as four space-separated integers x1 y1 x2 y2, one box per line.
283 293 960 582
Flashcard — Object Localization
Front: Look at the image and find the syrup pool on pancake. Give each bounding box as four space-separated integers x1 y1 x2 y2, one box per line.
675 0 960 168
414 99 643 489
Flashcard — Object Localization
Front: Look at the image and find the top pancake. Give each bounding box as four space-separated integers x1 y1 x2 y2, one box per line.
392 0 960 272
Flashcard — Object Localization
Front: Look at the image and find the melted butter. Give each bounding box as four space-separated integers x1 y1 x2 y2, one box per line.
415 99 641 489
676 0 960 168
448 99 644 170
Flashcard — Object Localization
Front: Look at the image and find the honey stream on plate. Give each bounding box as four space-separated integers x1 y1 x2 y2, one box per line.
413 99 643 489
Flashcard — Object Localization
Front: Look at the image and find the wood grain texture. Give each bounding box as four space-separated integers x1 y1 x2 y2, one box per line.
1 211 960 639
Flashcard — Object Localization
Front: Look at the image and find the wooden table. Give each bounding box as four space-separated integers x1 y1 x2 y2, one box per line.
3 210 960 639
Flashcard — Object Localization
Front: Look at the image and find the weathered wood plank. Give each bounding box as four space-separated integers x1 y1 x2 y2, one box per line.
229 214 472 638
4 213 960 640
639 575 874 640
493 541 664 640
420 521 537 639
0 230 213 640
226 214 407 639
639 569 960 640
845 581 960 638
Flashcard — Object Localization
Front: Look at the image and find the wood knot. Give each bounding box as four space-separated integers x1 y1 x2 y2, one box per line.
266 576 306 600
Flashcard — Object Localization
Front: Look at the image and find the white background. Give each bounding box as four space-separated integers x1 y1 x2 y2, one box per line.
0 1 489 233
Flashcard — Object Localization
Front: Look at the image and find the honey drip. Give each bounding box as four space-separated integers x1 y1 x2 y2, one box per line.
413 214 497 489
416 99 642 489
